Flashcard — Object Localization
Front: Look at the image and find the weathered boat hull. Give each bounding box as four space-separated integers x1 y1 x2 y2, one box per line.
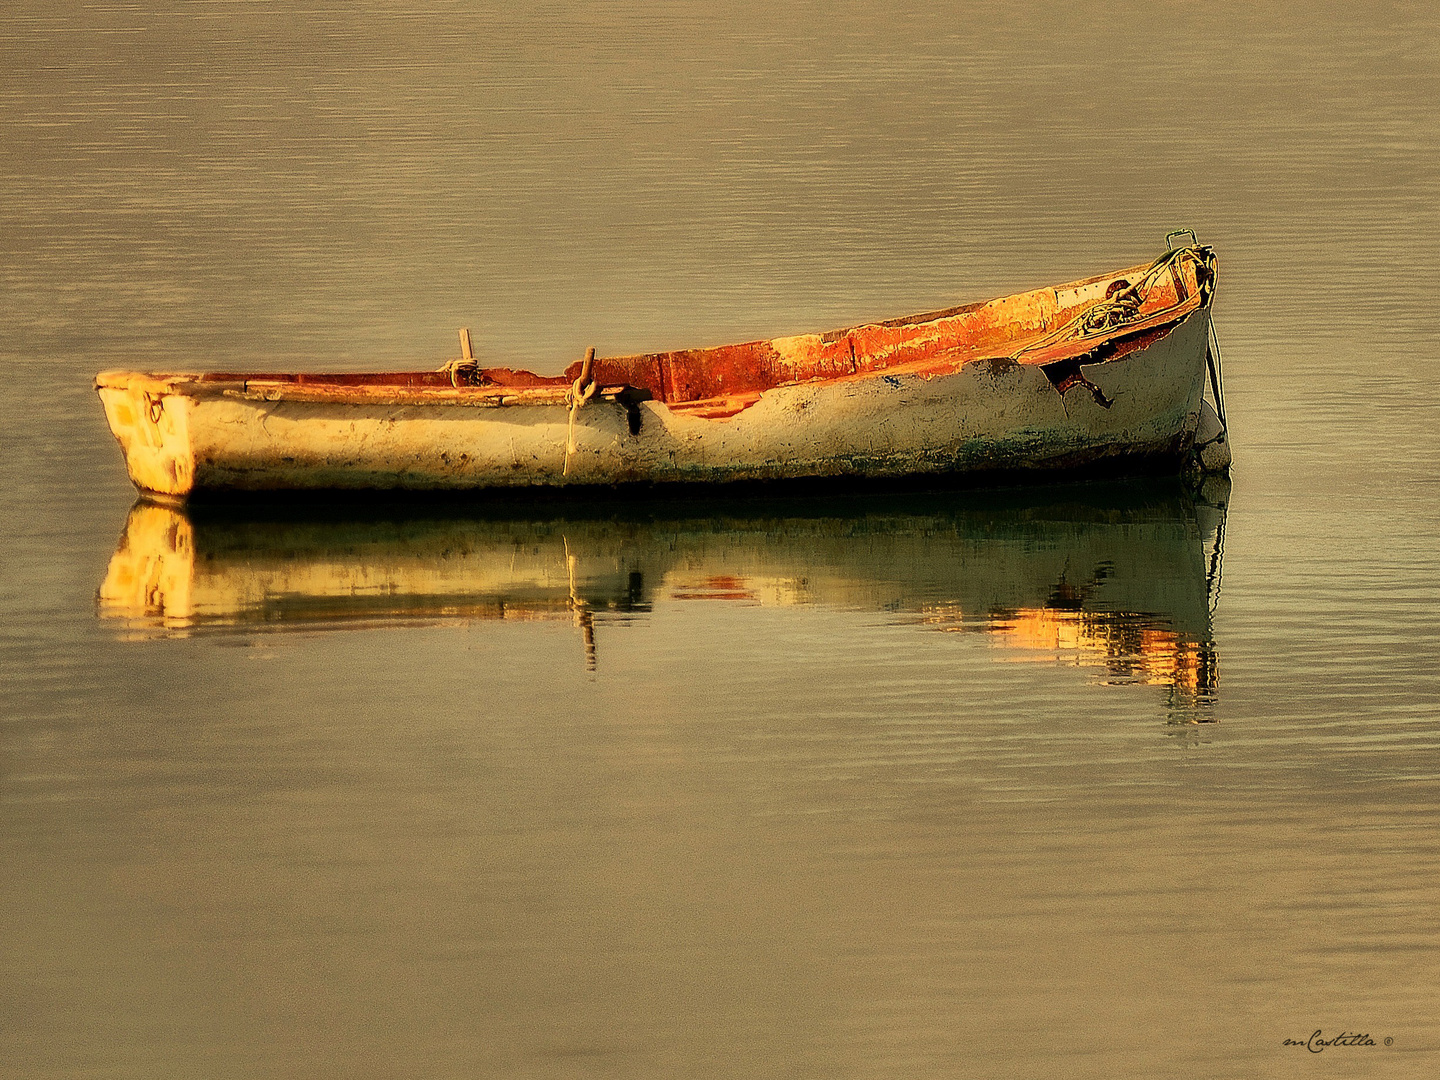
96 247 1228 499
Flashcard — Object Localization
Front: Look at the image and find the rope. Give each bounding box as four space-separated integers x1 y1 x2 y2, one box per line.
1206 318 1228 429
437 357 478 388
563 346 597 477
440 327 480 387
1012 246 1202 361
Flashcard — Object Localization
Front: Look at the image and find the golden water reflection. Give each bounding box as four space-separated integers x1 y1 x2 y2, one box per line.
99 479 1227 712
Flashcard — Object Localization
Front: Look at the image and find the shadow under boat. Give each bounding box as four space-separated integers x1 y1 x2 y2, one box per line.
98 476 1229 714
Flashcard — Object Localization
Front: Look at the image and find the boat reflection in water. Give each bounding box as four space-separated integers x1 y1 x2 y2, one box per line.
98 477 1228 716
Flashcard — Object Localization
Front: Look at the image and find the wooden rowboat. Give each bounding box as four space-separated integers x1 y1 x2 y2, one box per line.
96 240 1230 501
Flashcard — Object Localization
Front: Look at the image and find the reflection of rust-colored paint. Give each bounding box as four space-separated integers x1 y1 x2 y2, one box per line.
979 607 1216 708
668 576 758 602
651 576 1217 707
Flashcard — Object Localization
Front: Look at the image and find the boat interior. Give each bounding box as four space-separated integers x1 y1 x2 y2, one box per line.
103 246 1213 421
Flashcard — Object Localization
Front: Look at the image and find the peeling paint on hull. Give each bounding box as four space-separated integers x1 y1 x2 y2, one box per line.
96 248 1224 499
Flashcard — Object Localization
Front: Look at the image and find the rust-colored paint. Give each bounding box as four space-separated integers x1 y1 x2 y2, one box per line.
576 253 1205 415
99 249 1209 418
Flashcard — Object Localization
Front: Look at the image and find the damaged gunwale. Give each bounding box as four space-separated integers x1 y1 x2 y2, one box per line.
95 253 1207 422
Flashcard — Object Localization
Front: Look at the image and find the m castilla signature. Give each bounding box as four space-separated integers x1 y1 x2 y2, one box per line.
1283 1030 1388 1052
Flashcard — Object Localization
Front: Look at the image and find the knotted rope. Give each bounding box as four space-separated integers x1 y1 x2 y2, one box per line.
437 357 478 387
1012 246 1201 360
564 346 597 477
438 327 479 387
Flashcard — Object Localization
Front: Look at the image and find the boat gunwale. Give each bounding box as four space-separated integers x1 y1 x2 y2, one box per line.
95 252 1209 415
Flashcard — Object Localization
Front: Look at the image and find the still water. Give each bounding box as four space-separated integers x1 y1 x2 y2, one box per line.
3 2 1439 1076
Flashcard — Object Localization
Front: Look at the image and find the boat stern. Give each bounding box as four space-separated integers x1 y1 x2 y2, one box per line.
95 371 198 500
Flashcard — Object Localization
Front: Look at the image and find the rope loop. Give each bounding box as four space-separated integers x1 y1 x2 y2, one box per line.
563 347 598 477
437 357 478 387
439 327 480 386
1012 244 1206 361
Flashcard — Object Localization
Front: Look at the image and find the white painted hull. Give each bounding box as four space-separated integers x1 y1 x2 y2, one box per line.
96 305 1213 499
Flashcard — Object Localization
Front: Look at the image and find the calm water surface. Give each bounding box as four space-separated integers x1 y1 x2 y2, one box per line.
3 2 1439 1077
